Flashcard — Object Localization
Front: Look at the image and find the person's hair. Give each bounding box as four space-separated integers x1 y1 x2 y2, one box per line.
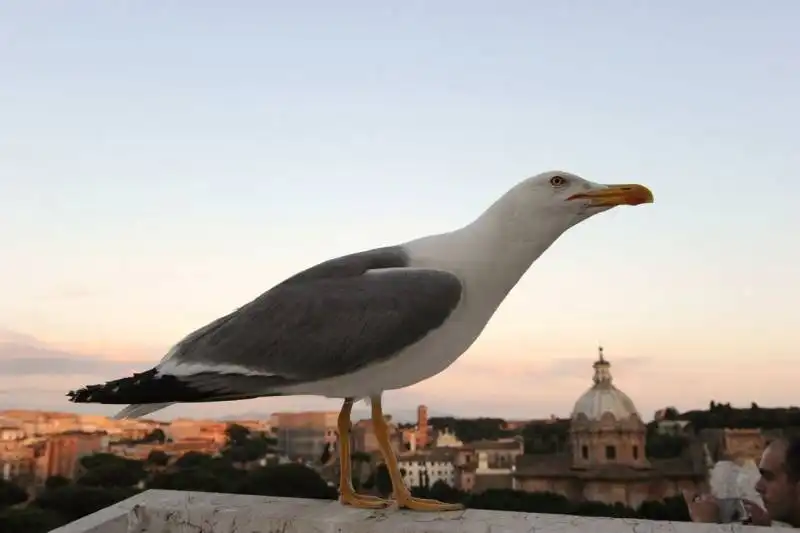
786 436 800 483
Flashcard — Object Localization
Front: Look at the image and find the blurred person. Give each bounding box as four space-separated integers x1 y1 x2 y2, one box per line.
685 437 800 527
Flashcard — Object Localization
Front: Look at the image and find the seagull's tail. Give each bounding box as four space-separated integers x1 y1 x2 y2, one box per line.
67 368 284 418
114 402 175 420
67 368 220 405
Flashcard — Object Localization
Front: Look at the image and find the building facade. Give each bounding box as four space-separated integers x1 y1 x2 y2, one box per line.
513 347 706 508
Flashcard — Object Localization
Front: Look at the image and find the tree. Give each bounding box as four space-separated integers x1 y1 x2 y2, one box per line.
0 507 65 533
225 424 252 447
522 419 570 455
149 467 236 493
236 464 336 500
468 489 573 514
146 450 170 467
645 421 689 459
663 407 680 420
0 478 27 508
173 451 215 470
372 463 393 498
222 425 276 467
77 453 146 488
35 485 137 522
44 476 71 490
224 436 270 465
142 428 166 444
677 402 800 431
428 417 513 443
413 480 464 504
638 495 691 521
148 453 245 494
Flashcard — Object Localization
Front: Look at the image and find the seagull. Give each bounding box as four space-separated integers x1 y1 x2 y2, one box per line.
67 170 653 511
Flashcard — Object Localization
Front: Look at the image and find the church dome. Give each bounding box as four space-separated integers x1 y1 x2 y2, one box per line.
570 347 640 423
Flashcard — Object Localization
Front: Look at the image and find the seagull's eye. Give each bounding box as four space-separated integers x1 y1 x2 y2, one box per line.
549 175 568 188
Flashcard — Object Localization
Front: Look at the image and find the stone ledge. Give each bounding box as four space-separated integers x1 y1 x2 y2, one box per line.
51 489 780 533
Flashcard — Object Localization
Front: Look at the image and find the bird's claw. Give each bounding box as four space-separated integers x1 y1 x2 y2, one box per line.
340 491 391 509
393 494 464 512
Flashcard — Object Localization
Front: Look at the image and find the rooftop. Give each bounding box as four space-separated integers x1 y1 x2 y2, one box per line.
51 489 781 533
571 346 641 423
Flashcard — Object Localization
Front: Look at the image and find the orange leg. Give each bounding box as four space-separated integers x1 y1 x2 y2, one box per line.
370 395 464 511
337 398 390 509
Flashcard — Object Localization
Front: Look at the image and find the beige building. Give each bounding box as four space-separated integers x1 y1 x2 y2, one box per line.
351 417 403 456
270 411 338 462
513 347 707 508
455 437 525 492
698 428 767 464
398 448 458 488
434 428 463 448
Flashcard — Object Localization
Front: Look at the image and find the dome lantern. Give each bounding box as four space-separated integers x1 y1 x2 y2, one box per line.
592 346 613 385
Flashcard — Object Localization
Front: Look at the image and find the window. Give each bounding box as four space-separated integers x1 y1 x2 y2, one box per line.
581 445 588 459
605 445 616 460
633 445 639 460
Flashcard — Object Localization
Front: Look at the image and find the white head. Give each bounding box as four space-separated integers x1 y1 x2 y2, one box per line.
477 170 654 242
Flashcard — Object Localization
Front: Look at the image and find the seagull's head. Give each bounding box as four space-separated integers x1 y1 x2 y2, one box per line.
528 169 653 212
485 170 654 242
517 170 653 226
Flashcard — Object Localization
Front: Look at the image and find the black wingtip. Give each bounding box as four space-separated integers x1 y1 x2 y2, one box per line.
67 383 107 403
67 368 289 406
66 369 166 405
65 368 238 405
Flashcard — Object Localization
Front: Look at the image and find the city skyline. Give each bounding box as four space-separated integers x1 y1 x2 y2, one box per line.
0 326 792 422
2 2 799 419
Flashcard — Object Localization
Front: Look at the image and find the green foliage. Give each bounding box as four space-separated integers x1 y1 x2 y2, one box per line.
469 488 573 513
411 480 463 503
411 484 687 521
225 424 251 446
638 495 690 521
222 424 277 465
149 455 246 493
146 449 170 467
236 464 337 500
76 453 146 488
35 485 138 522
662 407 680 420
141 428 167 444
174 451 215 470
0 507 65 533
0 479 27 508
373 463 393 498
680 402 800 431
44 476 70 490
150 465 240 493
521 419 570 454
427 417 512 443
645 429 689 459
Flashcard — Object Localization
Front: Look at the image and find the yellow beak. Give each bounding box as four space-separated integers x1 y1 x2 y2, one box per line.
567 183 654 207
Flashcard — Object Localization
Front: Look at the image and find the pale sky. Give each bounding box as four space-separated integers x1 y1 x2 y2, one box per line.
1 1 798 421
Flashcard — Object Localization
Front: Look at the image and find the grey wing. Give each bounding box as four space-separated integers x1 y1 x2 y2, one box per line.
161 252 463 386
